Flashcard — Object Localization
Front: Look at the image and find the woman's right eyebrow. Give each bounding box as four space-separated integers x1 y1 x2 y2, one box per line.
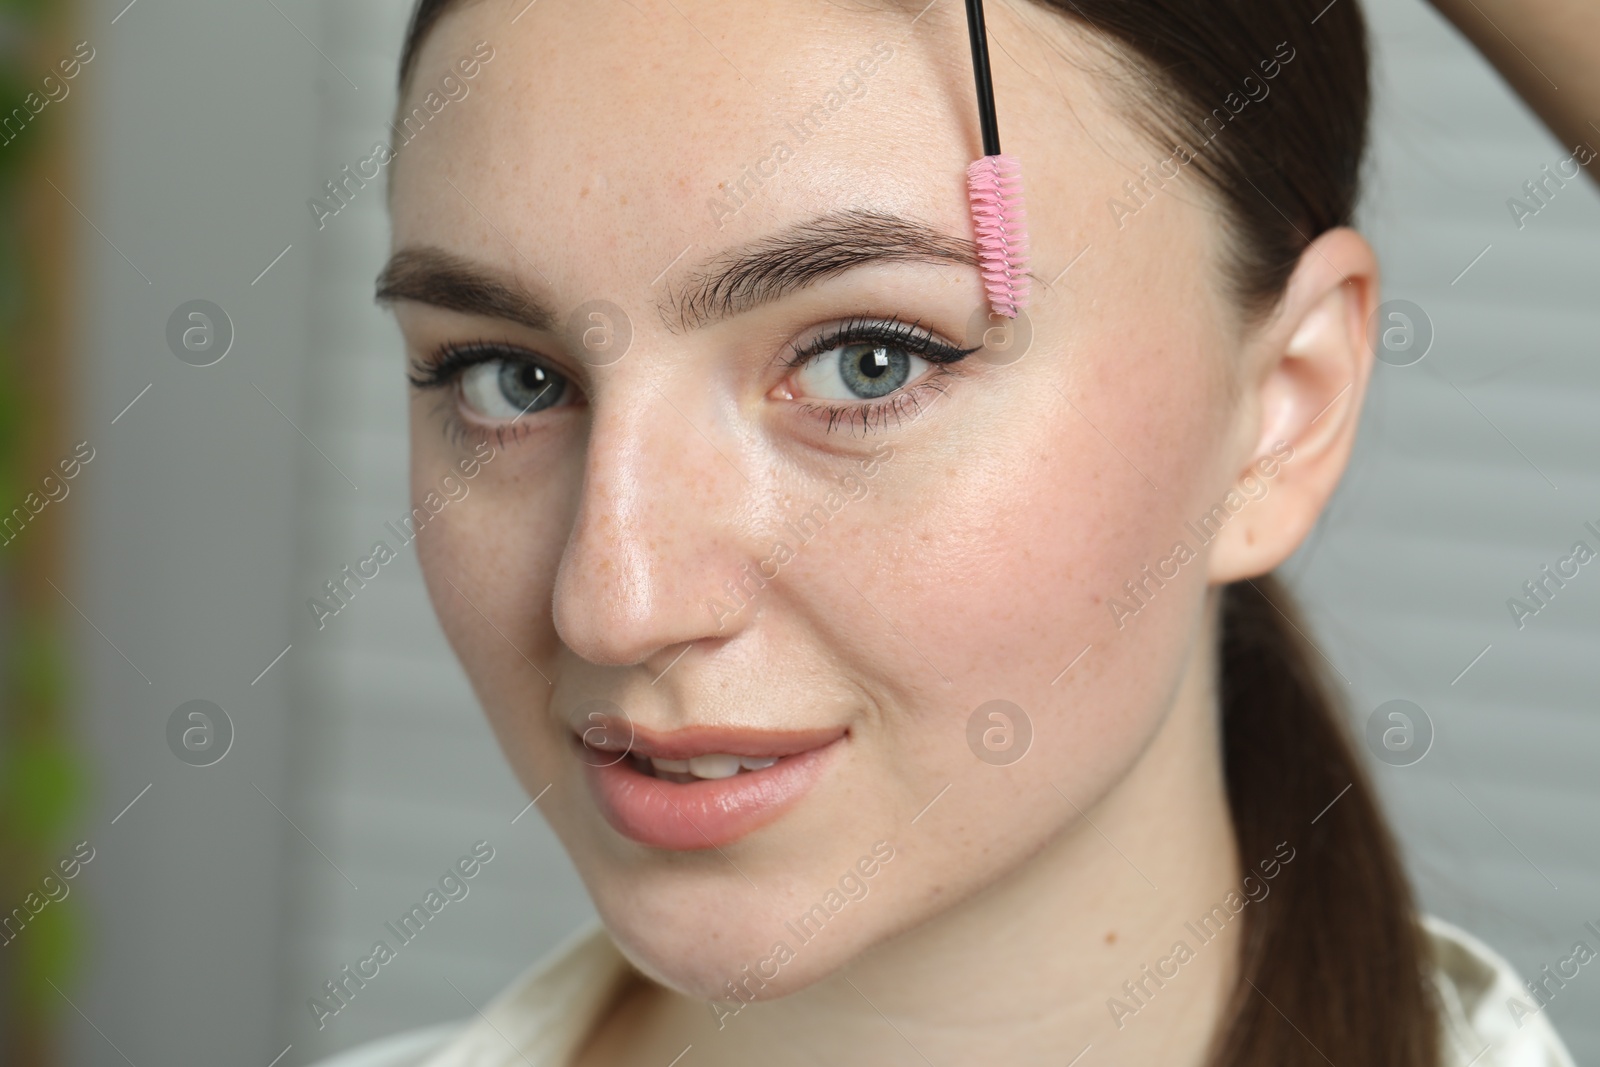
375 210 979 333
375 246 557 331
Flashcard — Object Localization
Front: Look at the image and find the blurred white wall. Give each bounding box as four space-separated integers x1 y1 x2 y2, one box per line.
62 0 1599 1064
1298 1 1600 1056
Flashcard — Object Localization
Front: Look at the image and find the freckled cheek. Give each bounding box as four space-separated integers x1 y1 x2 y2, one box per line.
843 462 1134 685
827 444 1197 775
416 506 571 779
414 519 474 636
413 498 561 679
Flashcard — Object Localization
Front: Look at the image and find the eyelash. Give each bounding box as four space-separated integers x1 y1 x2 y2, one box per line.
407 339 553 449
406 317 982 443
783 317 981 436
407 340 516 391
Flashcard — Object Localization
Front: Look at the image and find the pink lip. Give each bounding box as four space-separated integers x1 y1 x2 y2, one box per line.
572 721 845 850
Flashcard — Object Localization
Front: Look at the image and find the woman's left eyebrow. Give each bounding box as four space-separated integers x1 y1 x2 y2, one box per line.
374 209 979 332
662 209 979 332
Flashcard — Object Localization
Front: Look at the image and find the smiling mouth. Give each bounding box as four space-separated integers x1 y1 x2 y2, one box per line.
571 718 847 850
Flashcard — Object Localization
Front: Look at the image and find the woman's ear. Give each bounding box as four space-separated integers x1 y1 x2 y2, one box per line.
1207 227 1380 583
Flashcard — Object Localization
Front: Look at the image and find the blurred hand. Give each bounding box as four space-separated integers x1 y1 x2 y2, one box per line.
1426 0 1600 181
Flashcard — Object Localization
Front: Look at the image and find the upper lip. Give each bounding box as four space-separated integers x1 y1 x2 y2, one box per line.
572 715 847 761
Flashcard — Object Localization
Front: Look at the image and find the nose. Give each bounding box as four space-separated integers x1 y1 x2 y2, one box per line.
551 366 764 668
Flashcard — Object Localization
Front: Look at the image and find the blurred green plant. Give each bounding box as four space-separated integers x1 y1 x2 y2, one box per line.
0 0 86 1060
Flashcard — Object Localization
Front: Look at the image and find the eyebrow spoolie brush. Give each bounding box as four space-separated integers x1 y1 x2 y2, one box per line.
963 0 1031 319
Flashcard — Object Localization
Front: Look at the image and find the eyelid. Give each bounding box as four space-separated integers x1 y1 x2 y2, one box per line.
410 340 581 450
408 339 564 391
783 316 981 370
793 366 960 435
780 316 978 437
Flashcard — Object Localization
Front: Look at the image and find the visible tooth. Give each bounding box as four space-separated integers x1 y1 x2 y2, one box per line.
739 756 778 771
650 757 690 774
687 753 742 779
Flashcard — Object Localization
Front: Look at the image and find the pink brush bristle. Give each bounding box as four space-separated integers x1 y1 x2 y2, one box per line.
967 153 1030 319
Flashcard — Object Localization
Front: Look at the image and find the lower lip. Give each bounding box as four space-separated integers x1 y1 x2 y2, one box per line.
580 740 839 850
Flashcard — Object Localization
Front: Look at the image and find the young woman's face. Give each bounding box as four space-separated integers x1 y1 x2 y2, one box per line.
386 0 1261 999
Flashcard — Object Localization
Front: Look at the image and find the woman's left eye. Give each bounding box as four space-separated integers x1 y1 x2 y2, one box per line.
791 341 931 401
781 321 981 425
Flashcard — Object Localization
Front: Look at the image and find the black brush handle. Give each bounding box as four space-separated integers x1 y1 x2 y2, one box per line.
965 0 1001 157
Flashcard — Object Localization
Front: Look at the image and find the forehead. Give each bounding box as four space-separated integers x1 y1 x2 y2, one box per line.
387 0 1209 332
400 8 1088 214
396 4 978 236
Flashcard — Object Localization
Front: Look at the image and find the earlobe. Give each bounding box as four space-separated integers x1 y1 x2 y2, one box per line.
1207 227 1379 583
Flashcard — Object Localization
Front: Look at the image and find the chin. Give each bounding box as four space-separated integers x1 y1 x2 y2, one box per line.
587 868 891 1003
548 742 911 1004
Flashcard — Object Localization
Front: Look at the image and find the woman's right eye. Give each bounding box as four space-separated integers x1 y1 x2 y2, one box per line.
458 357 575 421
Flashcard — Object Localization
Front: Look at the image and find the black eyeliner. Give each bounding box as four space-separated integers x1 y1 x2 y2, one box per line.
784 316 982 369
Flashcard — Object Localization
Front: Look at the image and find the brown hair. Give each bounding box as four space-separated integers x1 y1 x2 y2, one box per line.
1214 577 1437 1065
394 2 1439 1063
398 0 463 92
1023 4 1438 1062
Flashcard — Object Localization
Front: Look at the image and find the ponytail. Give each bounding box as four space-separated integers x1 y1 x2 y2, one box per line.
1208 575 1438 1066
997 0 1434 1053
